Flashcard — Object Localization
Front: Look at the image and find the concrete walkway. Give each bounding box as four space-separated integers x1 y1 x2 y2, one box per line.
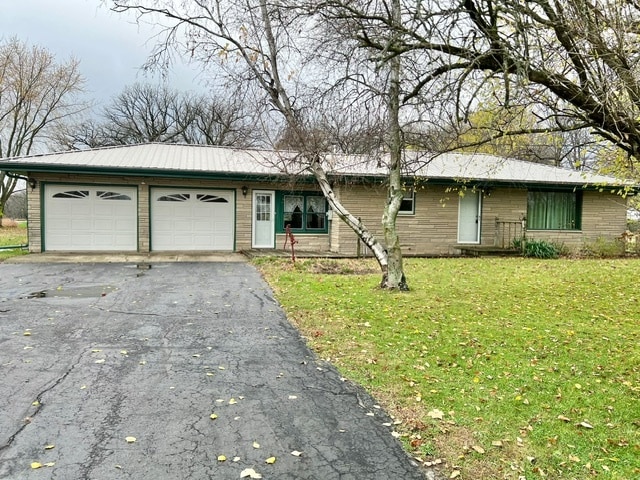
0 262 429 479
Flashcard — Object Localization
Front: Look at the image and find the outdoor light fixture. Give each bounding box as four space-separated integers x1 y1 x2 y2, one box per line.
28 178 37 190
241 185 249 197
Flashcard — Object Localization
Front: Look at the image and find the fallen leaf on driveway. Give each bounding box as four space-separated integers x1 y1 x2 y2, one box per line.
229 398 237 405
210 414 218 420
291 450 303 457
125 436 137 443
94 359 105 364
30 462 42 469
265 456 276 464
217 455 227 462
240 468 262 479
253 441 260 449
44 445 55 450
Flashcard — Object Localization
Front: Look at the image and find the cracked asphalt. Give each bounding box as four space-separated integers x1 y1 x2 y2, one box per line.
0 262 428 479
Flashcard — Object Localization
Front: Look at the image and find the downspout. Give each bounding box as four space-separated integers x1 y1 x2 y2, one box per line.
3 172 30 250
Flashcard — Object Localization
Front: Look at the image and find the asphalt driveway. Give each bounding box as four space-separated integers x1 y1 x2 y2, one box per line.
0 262 427 479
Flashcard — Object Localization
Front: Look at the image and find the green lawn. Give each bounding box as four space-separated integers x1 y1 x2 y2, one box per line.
0 222 28 261
255 257 640 480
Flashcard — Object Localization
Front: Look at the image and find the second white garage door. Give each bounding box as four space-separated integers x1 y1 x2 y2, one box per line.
150 188 235 251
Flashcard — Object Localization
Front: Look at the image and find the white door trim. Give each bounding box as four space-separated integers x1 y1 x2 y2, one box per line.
457 190 482 244
252 190 275 248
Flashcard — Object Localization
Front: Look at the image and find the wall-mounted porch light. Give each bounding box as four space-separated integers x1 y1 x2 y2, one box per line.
241 185 249 197
28 178 37 191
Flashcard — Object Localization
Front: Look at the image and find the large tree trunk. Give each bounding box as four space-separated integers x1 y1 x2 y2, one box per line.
380 0 408 291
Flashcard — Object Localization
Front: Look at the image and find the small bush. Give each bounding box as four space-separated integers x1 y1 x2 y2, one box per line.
581 236 626 258
521 239 561 259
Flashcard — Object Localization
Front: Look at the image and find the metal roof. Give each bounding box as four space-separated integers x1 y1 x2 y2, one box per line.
0 143 631 187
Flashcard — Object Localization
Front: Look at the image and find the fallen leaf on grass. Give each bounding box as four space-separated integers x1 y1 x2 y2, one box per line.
577 421 594 429
557 415 571 422
427 409 444 420
491 440 503 447
240 468 262 479
450 470 461 478
472 445 485 454
265 457 276 464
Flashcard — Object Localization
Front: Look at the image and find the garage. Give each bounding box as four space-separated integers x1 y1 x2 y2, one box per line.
150 188 235 251
44 185 138 251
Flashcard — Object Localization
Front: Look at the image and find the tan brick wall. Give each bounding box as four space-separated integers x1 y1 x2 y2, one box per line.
26 173 629 255
334 183 462 256
26 185 42 252
330 184 628 255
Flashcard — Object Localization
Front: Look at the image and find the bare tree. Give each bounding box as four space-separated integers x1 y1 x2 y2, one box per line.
56 83 258 148
110 0 410 289
0 37 85 227
331 0 640 174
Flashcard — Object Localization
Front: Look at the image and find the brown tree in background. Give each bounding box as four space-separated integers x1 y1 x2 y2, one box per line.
0 37 84 226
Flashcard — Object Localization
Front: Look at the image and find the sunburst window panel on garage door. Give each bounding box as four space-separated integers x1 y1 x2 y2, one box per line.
150 188 235 251
44 185 138 251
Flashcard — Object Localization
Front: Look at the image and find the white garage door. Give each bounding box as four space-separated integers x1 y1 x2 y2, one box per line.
150 188 235 251
44 185 138 251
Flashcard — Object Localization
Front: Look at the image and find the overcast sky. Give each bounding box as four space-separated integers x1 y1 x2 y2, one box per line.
1 0 204 107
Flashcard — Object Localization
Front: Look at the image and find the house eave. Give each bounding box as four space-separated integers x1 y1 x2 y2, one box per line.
4 163 636 193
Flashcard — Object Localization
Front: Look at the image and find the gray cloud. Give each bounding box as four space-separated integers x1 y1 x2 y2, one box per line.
1 0 203 105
